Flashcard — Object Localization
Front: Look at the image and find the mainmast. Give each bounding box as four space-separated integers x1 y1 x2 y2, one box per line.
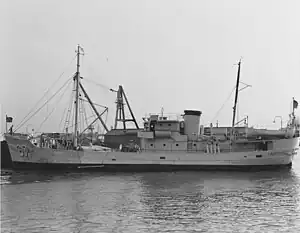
232 59 242 130
74 44 83 148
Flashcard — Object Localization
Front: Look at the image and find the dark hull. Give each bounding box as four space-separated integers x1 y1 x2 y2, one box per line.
11 161 292 172
1 141 13 169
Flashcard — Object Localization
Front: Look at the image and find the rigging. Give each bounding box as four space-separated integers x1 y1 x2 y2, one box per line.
14 78 73 132
36 80 72 132
15 55 77 131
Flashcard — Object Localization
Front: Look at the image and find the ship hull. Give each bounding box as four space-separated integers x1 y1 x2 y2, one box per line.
10 161 292 172
1 140 13 169
4 135 299 172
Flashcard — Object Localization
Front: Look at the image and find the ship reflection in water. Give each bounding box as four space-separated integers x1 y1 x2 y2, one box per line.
1 159 300 232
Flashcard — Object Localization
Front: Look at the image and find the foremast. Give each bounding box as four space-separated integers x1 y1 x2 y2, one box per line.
73 45 109 148
74 44 83 148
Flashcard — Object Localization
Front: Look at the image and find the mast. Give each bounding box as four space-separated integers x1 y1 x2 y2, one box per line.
113 85 139 130
74 44 82 148
232 59 242 130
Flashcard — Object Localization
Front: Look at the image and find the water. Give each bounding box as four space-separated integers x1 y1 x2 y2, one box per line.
1 159 300 232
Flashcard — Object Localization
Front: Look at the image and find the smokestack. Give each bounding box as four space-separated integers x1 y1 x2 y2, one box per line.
183 110 202 140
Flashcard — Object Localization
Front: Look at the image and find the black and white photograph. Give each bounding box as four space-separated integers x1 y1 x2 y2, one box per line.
1 0 300 232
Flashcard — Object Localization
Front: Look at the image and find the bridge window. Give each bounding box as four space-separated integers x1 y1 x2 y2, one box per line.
150 144 153 146
163 144 166 147
176 144 179 146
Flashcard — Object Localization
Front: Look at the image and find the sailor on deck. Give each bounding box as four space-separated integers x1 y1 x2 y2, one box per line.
216 137 220 153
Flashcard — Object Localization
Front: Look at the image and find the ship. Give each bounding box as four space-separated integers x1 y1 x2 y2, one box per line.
4 46 300 171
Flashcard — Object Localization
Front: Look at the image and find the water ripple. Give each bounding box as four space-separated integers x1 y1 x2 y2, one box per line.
1 159 300 232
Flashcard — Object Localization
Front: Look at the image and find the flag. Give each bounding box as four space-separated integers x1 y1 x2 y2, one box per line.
6 116 13 123
293 99 298 109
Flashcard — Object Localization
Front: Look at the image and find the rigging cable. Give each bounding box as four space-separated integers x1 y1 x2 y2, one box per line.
83 78 112 92
58 106 68 131
15 55 77 130
80 96 85 134
62 82 75 132
210 86 236 124
87 98 99 126
58 80 74 131
14 78 73 132
70 97 75 133
67 114 96 129
78 97 82 134
79 108 108 137
81 97 90 130
59 81 74 130
81 78 113 131
36 80 72 132
65 94 75 132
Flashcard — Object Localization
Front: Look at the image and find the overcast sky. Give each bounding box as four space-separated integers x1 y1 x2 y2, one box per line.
1 0 300 133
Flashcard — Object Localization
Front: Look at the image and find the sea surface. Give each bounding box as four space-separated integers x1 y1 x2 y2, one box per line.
1 158 300 233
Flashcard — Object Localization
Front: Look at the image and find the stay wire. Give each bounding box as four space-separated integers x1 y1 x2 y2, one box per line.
210 86 236 124
59 106 68 132
81 98 90 129
83 78 112 91
62 85 73 132
70 99 75 133
59 82 74 131
37 80 72 132
63 82 75 132
14 78 73 132
67 114 97 129
15 55 77 130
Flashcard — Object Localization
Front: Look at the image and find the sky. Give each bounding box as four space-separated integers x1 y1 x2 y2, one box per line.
1 0 300 134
